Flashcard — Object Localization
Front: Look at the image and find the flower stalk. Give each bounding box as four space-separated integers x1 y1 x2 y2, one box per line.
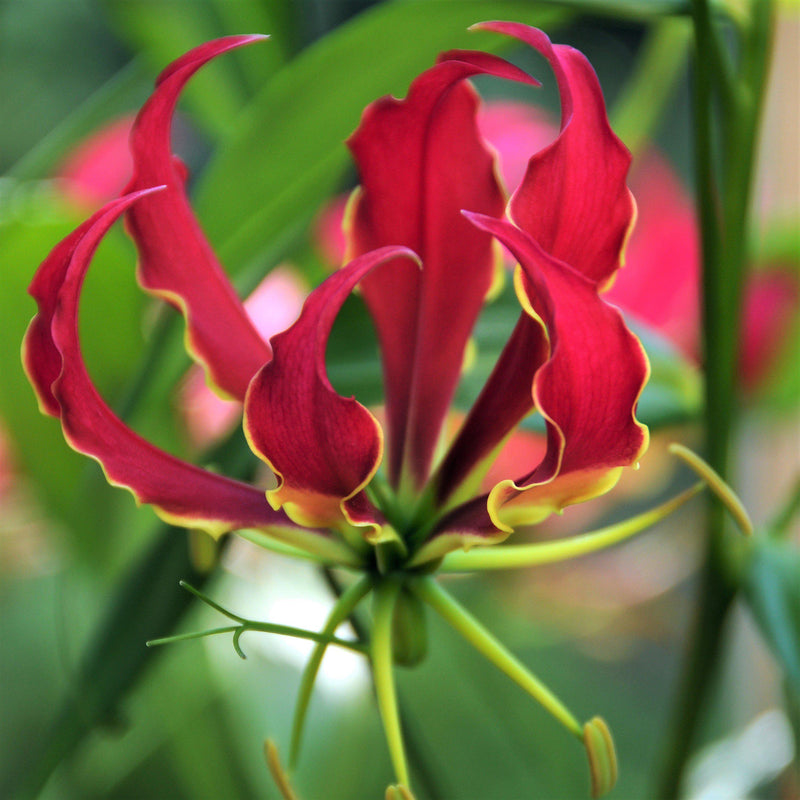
372 578 410 788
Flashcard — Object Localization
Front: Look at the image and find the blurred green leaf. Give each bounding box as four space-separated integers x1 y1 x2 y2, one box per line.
101 0 253 137
742 536 800 693
535 0 692 17
9 60 147 182
1 526 208 800
195 0 567 274
208 0 298 87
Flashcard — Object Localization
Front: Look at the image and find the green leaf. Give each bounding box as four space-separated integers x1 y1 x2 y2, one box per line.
208 0 298 88
194 0 568 274
742 537 800 693
101 0 254 137
9 60 148 182
0 525 209 800
532 0 692 18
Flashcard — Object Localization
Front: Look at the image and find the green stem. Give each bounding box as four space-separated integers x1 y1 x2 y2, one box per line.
320 569 445 800
289 575 372 767
372 578 410 788
413 577 582 738
656 2 774 796
437 483 704 572
146 620 368 655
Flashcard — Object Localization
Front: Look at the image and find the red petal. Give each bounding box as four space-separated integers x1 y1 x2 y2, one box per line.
244 246 419 533
125 35 271 401
477 22 635 287
23 192 302 539
434 312 550 504
181 266 308 449
347 52 536 488
433 213 648 541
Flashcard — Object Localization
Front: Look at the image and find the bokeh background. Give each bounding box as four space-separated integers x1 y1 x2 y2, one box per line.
1 1 798 798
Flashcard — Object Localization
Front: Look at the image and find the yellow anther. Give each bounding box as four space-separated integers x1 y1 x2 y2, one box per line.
583 717 618 798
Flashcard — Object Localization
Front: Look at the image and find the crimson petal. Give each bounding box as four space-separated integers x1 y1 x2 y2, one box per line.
23 192 303 540
428 214 648 552
125 35 271 401
244 246 419 536
478 21 635 287
347 52 537 490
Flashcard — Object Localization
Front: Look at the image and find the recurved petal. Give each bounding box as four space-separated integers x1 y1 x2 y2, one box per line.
244 246 419 535
347 52 536 489
125 35 271 401
428 214 648 551
23 192 304 540
477 22 635 287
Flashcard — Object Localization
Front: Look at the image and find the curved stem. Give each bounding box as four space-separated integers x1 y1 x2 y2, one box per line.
412 577 582 738
289 575 372 767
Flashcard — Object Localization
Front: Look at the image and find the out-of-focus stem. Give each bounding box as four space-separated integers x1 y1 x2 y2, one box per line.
656 2 774 797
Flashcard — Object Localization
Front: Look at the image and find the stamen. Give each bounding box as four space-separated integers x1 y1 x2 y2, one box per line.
385 784 417 800
236 526 365 567
669 443 753 535
412 576 582 737
438 482 704 571
583 717 618 798
265 740 300 800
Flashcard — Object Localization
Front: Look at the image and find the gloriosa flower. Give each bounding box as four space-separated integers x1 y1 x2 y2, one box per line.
25 23 686 798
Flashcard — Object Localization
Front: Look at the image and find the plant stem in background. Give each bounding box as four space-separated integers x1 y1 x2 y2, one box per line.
656 2 774 797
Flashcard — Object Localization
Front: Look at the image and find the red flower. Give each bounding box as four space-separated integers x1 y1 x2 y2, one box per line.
23 27 655 795
24 25 648 563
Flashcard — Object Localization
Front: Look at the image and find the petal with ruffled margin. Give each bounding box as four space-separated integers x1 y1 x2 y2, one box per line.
347 52 537 489
477 22 635 287
420 214 648 559
244 246 419 537
22 192 310 544
125 35 271 401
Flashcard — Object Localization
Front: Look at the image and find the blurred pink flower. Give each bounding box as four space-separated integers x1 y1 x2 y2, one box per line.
55 116 135 207
181 265 308 447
